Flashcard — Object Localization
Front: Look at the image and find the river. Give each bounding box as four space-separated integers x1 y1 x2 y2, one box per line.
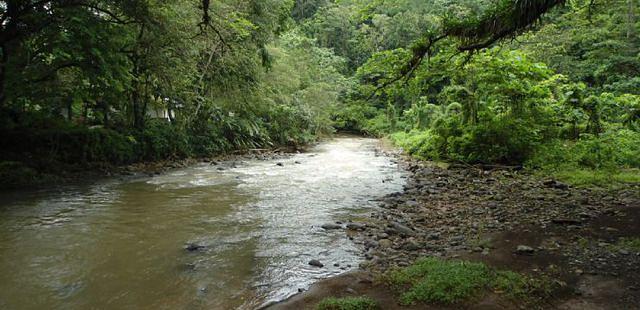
0 137 405 309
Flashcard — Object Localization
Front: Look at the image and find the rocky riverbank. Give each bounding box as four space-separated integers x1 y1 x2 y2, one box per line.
272 156 640 309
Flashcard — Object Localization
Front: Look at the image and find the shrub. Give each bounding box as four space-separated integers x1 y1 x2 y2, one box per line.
390 130 441 160
391 117 543 164
448 118 542 164
140 120 192 160
528 129 640 170
0 161 41 189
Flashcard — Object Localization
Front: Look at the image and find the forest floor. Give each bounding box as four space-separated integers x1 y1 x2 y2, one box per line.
271 156 640 309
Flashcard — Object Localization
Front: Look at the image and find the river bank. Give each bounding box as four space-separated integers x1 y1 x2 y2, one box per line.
271 155 640 309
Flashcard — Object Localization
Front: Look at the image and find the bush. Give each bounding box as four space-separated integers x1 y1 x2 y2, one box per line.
0 125 138 165
528 129 640 170
448 118 542 164
139 120 191 160
391 117 543 164
390 130 442 160
332 102 394 136
0 161 42 189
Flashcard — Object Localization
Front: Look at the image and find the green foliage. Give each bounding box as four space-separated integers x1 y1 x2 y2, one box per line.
447 117 542 163
140 121 191 161
1 0 639 188
517 0 640 95
493 271 553 301
332 102 381 133
316 297 379 310
0 1 353 188
527 129 640 187
0 161 45 189
384 51 557 164
386 258 491 305
610 238 640 252
0 124 137 165
529 130 640 170
386 258 553 305
549 168 640 188
390 130 442 160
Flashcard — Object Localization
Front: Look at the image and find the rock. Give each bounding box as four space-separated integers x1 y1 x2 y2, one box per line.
378 239 393 248
405 200 419 208
390 222 414 236
308 260 324 268
404 240 421 251
364 240 379 249
276 162 284 167
377 233 390 240
321 223 342 230
184 243 206 252
516 245 535 255
427 232 441 240
473 208 485 215
346 223 366 230
552 218 582 225
543 179 569 190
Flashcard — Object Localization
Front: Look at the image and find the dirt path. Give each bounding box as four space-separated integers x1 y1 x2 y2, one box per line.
270 159 640 309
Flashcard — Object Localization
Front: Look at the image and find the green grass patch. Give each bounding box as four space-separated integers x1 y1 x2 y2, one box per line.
610 237 640 252
549 167 640 188
493 271 553 300
316 296 378 310
385 258 553 305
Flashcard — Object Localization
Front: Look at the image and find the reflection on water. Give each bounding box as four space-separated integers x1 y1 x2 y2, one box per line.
0 137 404 309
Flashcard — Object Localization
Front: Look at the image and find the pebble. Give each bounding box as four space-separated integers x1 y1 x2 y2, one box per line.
321 223 342 230
390 222 414 235
346 223 366 230
516 245 535 255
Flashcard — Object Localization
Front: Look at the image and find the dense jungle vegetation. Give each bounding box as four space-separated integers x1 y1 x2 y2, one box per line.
0 0 638 188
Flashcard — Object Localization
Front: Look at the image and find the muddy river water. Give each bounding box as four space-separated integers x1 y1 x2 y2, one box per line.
0 137 405 309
